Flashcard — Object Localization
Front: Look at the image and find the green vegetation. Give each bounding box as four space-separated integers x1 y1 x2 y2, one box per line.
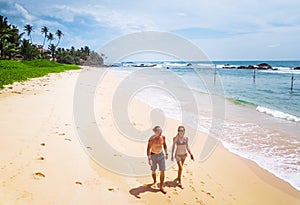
0 15 104 89
0 59 80 88
0 15 103 65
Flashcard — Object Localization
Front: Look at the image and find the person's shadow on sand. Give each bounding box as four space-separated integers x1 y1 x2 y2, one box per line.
129 178 178 198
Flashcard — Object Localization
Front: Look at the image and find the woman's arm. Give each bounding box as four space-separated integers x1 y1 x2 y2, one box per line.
186 137 194 160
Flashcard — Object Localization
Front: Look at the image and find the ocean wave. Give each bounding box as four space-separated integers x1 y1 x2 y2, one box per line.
256 106 300 122
164 62 189 67
260 68 300 75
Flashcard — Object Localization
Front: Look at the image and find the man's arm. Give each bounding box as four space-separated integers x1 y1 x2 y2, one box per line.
147 139 152 159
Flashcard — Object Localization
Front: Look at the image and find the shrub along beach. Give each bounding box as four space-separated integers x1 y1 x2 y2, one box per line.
0 60 79 88
0 15 103 88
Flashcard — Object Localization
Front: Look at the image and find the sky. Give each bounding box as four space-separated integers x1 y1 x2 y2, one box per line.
1 0 300 60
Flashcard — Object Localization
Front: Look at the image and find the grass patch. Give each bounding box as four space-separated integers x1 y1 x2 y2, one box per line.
0 60 80 88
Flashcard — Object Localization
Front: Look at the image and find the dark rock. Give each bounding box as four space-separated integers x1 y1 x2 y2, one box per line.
257 63 272 70
294 66 300 70
222 64 236 69
237 66 247 69
237 65 257 69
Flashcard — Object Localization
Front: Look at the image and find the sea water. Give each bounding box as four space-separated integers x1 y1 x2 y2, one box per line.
110 60 300 191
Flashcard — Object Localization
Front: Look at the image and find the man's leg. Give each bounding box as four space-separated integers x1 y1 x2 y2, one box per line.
159 171 166 193
158 153 167 193
151 172 157 184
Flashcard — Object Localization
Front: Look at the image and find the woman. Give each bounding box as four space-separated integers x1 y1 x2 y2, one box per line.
171 125 194 188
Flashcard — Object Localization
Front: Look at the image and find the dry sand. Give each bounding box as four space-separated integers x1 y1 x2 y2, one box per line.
0 67 300 205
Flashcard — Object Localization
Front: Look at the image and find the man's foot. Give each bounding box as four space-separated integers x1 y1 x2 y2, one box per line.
149 182 157 189
178 182 183 189
160 186 167 194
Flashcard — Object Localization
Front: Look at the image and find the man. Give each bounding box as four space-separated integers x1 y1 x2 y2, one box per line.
146 126 168 194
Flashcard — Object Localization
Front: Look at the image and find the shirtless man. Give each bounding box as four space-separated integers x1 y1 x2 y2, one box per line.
147 126 168 194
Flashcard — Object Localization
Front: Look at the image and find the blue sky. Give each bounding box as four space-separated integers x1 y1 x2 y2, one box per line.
1 0 300 60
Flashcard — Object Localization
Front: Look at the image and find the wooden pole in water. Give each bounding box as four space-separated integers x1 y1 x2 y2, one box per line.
214 64 217 75
291 73 294 91
253 68 256 83
214 64 217 84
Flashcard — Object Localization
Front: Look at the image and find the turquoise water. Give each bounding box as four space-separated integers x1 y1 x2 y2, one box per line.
119 60 300 121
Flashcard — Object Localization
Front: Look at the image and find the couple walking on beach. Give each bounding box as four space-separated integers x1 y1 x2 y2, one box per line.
147 125 194 194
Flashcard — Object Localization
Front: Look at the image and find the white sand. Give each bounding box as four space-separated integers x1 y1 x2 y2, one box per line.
0 67 300 205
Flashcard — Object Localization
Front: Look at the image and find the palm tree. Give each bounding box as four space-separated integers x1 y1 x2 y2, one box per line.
24 24 33 43
41 26 48 49
0 15 9 58
49 43 56 59
0 16 23 59
55 29 63 47
47 32 54 47
21 39 38 60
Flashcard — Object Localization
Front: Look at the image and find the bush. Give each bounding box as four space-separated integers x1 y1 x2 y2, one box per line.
57 54 75 64
0 60 80 88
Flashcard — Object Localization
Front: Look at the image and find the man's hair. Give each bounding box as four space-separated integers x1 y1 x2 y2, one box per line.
152 125 162 133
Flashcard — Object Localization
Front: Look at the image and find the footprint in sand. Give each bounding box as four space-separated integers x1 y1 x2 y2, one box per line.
166 195 171 202
189 185 196 192
40 143 45 146
58 133 66 136
173 191 178 195
113 154 122 157
86 146 92 150
206 192 215 199
64 138 72 141
195 197 206 205
108 187 119 192
75 181 83 185
200 181 205 185
201 190 215 199
186 170 193 176
33 172 45 179
37 156 45 160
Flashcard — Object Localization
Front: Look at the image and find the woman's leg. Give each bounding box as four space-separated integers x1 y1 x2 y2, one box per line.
177 155 187 187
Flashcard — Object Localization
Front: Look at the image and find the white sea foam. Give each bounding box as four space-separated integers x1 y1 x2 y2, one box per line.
221 121 300 192
164 62 188 67
256 106 300 122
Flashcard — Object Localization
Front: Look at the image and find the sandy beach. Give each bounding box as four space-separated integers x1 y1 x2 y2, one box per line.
1 67 300 205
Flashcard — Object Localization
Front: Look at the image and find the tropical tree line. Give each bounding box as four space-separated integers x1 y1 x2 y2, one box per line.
0 15 95 65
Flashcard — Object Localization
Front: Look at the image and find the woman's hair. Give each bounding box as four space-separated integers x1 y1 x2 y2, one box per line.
177 125 185 132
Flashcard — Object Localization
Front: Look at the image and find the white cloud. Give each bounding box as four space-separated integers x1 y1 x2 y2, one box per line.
176 12 186 17
3 0 300 59
14 3 35 22
51 4 157 33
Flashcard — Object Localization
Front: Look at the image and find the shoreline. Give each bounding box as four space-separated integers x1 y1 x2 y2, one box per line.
0 66 300 204
111 67 300 192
